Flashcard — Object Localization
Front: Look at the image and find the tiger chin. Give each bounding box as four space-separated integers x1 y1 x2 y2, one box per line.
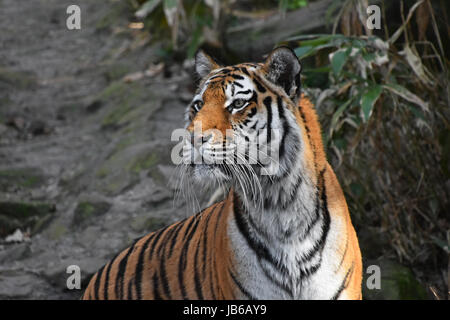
82 47 362 300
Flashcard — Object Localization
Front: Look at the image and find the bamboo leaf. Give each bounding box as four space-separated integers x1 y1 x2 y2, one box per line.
383 83 429 112
163 0 178 26
330 98 353 133
330 48 350 76
361 85 382 122
294 46 313 59
135 0 162 19
399 45 435 87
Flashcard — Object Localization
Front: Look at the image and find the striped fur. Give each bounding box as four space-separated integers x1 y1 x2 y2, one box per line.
82 47 362 300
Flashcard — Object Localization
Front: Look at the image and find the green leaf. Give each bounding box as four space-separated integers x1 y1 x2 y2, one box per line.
135 0 162 18
331 48 350 76
294 46 313 59
287 33 347 43
187 28 204 59
163 0 178 26
360 85 382 122
164 0 177 8
362 52 376 62
330 99 353 130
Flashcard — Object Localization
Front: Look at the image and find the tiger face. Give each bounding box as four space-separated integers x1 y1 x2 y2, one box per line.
183 47 303 203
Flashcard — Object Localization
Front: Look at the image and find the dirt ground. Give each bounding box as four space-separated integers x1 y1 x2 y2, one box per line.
0 0 207 299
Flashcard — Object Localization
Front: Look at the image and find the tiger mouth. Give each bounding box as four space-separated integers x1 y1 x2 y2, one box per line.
190 163 232 182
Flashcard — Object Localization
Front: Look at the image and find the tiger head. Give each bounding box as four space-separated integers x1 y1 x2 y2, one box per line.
183 47 318 206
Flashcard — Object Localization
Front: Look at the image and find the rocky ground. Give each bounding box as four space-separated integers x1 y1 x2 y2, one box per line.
0 0 209 299
0 0 433 300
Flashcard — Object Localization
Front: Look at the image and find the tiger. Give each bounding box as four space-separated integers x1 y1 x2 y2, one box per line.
82 46 362 300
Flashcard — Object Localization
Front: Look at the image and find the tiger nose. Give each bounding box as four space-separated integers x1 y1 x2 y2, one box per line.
191 133 213 149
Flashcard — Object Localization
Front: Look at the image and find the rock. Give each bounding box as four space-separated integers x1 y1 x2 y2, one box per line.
45 222 68 240
0 272 35 298
130 214 169 233
6 116 26 131
4 229 30 243
0 67 37 90
0 242 31 263
85 100 103 113
363 258 429 300
0 201 55 237
0 167 46 191
0 123 7 135
29 119 52 135
103 63 131 82
93 143 166 196
72 201 111 228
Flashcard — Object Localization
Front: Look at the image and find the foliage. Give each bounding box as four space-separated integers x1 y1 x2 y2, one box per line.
289 0 449 298
129 0 309 58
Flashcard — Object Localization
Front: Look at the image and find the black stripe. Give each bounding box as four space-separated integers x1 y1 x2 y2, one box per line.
209 203 225 299
127 279 134 299
158 245 172 299
263 96 272 142
280 173 302 210
297 103 317 171
202 205 219 275
277 96 289 160
233 196 288 274
296 169 330 266
248 91 258 104
236 89 252 95
133 234 156 299
152 273 163 299
114 246 133 299
193 235 204 299
243 63 259 68
331 263 355 300
298 190 321 242
337 233 349 270
240 67 250 76
178 216 202 299
253 77 267 93
103 251 122 300
231 74 244 80
259 262 294 297
209 74 224 81
93 264 106 300
149 225 170 258
168 221 185 257
299 258 322 279
229 268 256 300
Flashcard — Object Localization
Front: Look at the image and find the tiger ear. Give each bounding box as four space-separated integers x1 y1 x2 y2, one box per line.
195 50 220 78
264 46 302 102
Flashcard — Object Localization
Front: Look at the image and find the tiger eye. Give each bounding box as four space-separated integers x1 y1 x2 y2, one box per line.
233 99 246 109
193 100 203 111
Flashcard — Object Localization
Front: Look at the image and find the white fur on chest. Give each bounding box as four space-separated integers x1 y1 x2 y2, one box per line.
227 205 346 300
